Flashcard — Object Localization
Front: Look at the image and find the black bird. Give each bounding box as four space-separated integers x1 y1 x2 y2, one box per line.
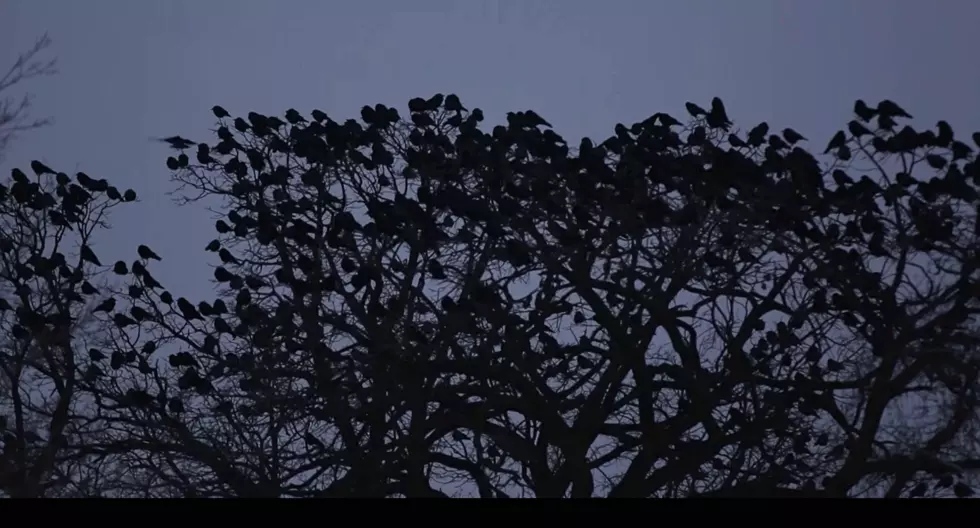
524 110 551 128
853 100 876 122
360 105 377 124
706 97 732 130
94 298 116 313
212 105 230 119
877 100 912 119
824 131 846 154
137 244 162 261
782 128 806 144
685 102 707 117
655 113 681 128
427 93 445 110
141 272 163 290
847 120 872 138
30 160 54 175
444 94 465 112
214 267 235 283
285 108 306 124
746 122 769 146
10 167 28 183
408 97 427 113
768 135 789 150
832 169 853 186
935 120 954 146
113 313 136 328
214 318 233 334
154 136 196 150
80 245 101 266
876 114 897 131
728 134 746 148
177 297 202 320
218 248 238 264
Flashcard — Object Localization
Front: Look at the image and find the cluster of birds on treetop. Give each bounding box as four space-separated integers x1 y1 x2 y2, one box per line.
7 93 979 355
8 94 980 381
3 91 980 498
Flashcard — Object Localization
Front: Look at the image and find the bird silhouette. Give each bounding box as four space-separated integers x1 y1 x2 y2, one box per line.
80 245 101 266
94 298 116 313
746 122 769 147
782 128 806 145
137 245 162 261
177 298 202 320
154 136 196 150
685 102 707 117
728 134 746 148
655 113 682 128
706 97 732 130
285 108 306 124
823 132 846 155
877 100 912 119
30 160 54 176
444 94 465 112
935 121 953 146
853 100 876 122
847 121 872 138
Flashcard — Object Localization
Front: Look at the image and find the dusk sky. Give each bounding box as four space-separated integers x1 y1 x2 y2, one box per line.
3 0 979 301
3 0 980 498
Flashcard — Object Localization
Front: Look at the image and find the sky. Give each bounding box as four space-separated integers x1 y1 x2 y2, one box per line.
2 0 980 496
3 0 979 300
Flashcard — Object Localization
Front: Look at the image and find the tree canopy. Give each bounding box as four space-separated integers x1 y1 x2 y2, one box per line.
3 94 980 497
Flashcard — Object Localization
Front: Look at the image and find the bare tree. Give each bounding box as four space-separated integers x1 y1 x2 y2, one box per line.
7 93 980 498
0 163 137 497
65 96 980 498
0 34 57 162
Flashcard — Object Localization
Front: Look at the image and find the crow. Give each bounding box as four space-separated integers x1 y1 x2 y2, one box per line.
153 136 196 150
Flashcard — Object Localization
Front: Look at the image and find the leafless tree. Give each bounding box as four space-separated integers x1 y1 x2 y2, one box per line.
67 96 980 498
0 165 134 497
0 34 57 163
7 94 980 498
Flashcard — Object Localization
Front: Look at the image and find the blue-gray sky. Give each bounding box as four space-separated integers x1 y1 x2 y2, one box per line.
3 0 980 497
3 0 979 298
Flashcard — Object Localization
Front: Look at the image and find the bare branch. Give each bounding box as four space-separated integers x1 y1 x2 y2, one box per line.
0 33 57 161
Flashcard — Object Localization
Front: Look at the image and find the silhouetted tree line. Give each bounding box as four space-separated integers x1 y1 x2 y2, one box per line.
2 93 980 498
